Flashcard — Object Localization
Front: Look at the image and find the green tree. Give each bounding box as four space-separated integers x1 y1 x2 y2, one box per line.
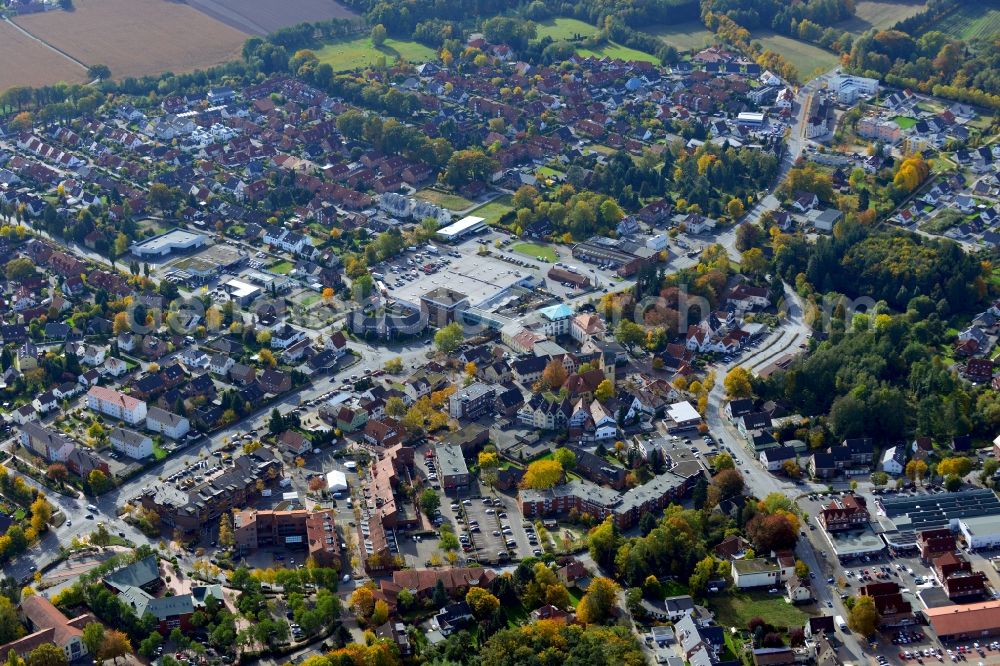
0 598 24 644
848 595 881 637
552 447 576 471
370 24 387 46
434 322 464 353
27 644 66 666
419 489 440 517
81 623 104 657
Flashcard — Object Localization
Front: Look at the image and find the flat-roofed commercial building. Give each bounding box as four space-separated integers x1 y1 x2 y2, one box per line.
131 230 206 258
436 216 486 242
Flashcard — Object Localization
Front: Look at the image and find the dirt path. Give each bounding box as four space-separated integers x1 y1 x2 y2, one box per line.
5 16 89 72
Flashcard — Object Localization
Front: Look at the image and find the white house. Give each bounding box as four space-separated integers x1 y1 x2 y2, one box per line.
145 406 190 439
102 357 128 377
270 324 305 350
180 348 210 370
109 426 153 459
589 400 618 440
571 313 605 343
731 556 793 589
32 391 58 414
76 344 107 366
881 445 906 476
759 446 796 472
209 353 235 376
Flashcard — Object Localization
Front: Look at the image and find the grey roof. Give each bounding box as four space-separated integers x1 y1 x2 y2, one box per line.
880 488 1000 532
109 426 150 447
435 443 469 477
105 555 160 590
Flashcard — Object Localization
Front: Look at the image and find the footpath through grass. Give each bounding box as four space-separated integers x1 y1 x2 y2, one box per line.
533 17 659 63
315 36 437 71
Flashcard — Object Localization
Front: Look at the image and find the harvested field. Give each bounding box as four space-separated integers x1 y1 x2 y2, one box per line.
13 0 248 81
934 0 1000 41
839 0 927 34
0 20 86 93
750 31 839 80
649 20 716 51
183 0 357 36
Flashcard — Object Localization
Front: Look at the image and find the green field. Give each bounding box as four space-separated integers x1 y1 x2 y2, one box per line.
709 591 812 631
415 188 475 211
934 1 1000 41
533 17 659 63
534 17 599 41
894 116 917 129
578 43 660 63
314 36 437 71
751 31 840 79
839 0 928 34
469 195 513 224
649 20 716 51
512 242 558 262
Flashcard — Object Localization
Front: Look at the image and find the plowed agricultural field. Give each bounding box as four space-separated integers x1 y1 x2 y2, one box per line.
13 0 247 80
0 21 86 92
183 0 357 36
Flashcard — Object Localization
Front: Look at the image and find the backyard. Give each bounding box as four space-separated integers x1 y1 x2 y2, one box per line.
414 188 475 212
314 36 437 71
511 242 558 262
709 591 812 631
268 260 295 275
894 116 918 129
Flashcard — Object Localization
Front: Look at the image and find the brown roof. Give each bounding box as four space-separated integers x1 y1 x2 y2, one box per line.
19 595 93 648
926 600 1000 636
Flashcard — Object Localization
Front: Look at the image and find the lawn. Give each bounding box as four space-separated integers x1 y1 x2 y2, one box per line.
750 31 840 80
414 188 475 212
709 591 811 631
152 442 168 461
315 36 437 71
533 17 659 63
934 0 1000 41
537 166 565 178
469 194 513 224
894 116 917 129
268 260 295 275
512 242 558 262
649 20 716 51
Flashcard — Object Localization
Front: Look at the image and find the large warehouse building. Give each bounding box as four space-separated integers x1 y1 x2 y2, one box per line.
131 229 207 258
436 216 486 242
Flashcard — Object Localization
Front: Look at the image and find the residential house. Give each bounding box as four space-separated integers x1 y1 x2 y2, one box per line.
109 426 153 459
